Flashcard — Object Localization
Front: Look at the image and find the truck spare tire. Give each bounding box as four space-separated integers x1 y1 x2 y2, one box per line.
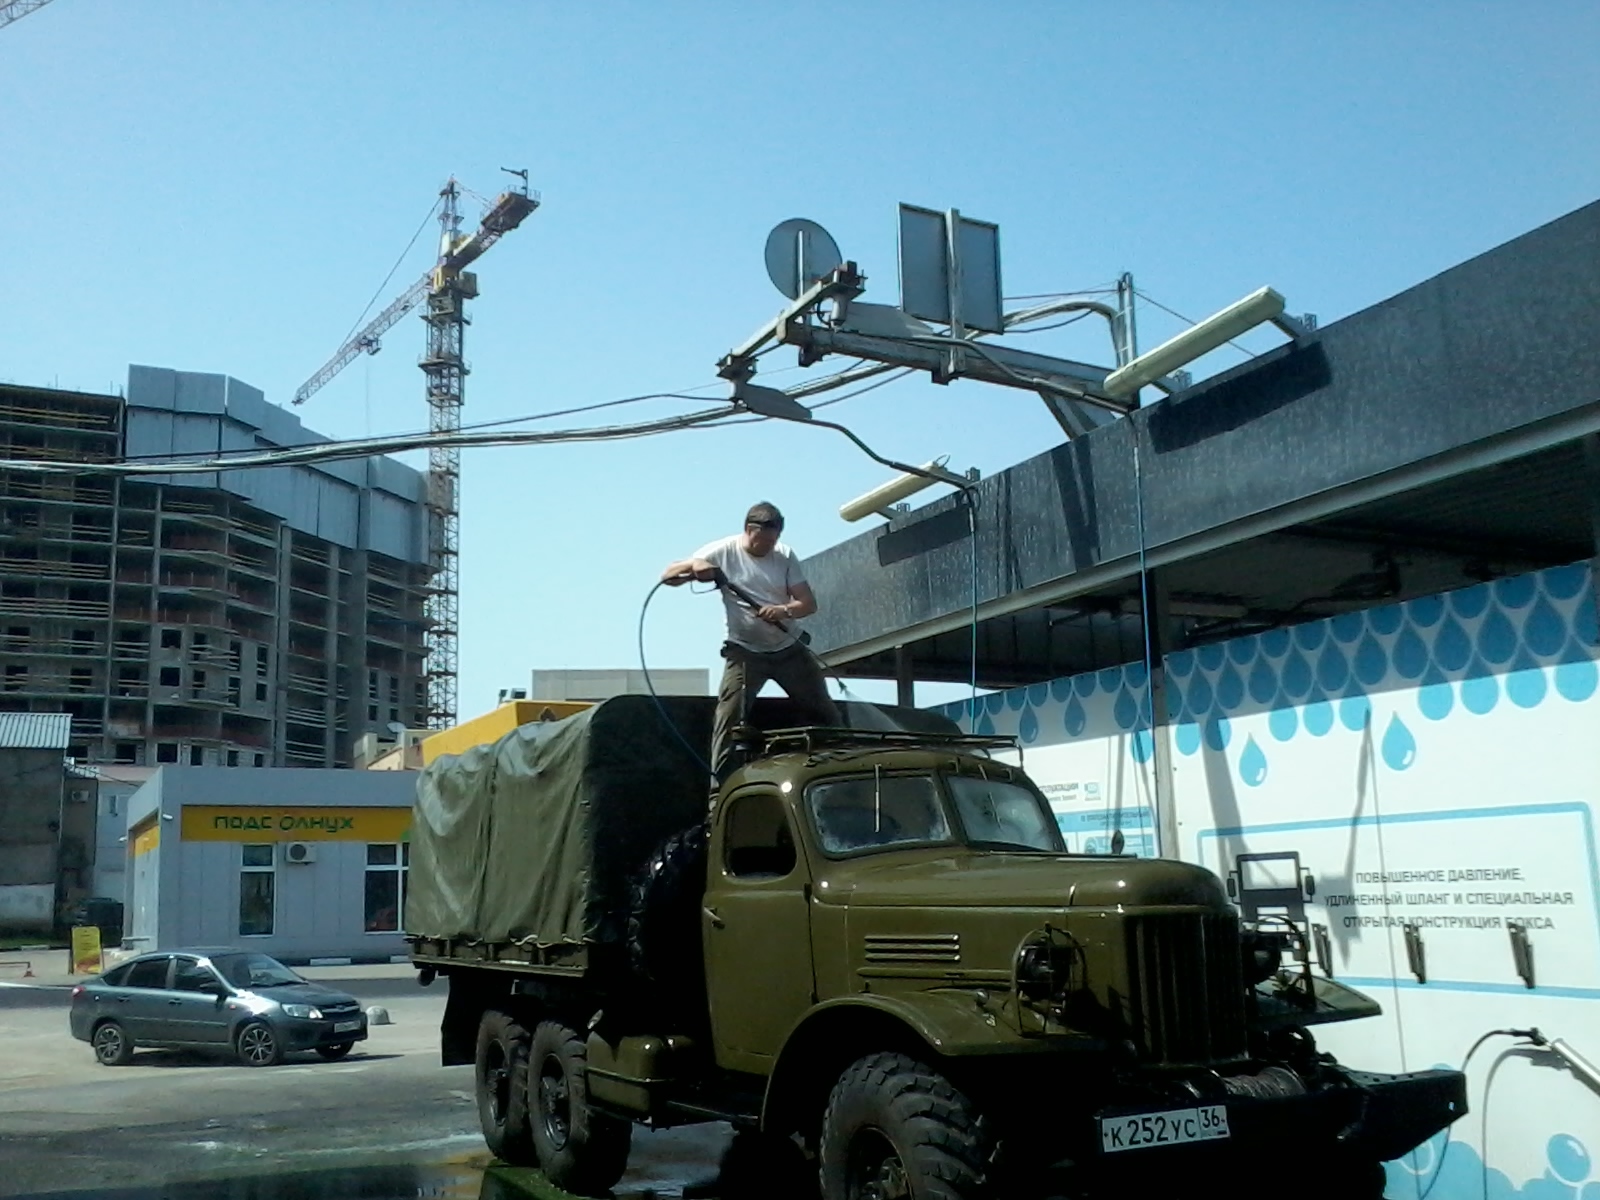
627 822 709 1012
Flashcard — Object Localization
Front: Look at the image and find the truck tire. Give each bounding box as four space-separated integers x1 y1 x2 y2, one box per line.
627 822 709 1012
476 1010 537 1165
527 1018 632 1195
820 1052 989 1200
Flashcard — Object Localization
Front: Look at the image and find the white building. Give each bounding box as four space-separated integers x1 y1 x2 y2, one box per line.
124 767 416 964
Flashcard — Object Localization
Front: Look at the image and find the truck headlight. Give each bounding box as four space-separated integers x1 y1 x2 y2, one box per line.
1241 931 1284 986
1015 929 1078 1004
281 1004 323 1020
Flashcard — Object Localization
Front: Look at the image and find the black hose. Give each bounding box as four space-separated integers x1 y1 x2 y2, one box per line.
1418 1027 1543 1199
637 579 715 782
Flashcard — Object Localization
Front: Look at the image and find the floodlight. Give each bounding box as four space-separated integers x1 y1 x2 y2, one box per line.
840 466 947 523
1103 287 1286 398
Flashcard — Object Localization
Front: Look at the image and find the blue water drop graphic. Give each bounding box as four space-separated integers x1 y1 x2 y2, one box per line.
1006 688 1027 712
1316 642 1351 693
1027 682 1050 707
1197 644 1226 672
1547 1133 1591 1184
1505 653 1548 709
1063 695 1087 737
1450 583 1490 620
1574 595 1599 647
1353 634 1388 687
1174 721 1201 756
1330 611 1365 645
1098 667 1125 695
1123 660 1149 690
1268 705 1298 742
1292 620 1326 652
1392 627 1428 680
1367 604 1404 636
1050 676 1073 703
1525 594 1568 658
1239 736 1268 786
1280 648 1313 699
1477 607 1517 666
1248 657 1278 705
1417 666 1454 721
1203 715 1232 751
985 691 1007 715
1113 688 1139 730
1303 691 1334 737
1493 573 1537 610
1339 690 1372 732
1554 646 1599 702
1074 671 1098 697
1433 617 1473 673
1131 728 1154 763
1019 706 1039 744
1460 658 1499 715
1216 664 1245 712
1409 594 1445 629
1226 637 1255 665
1545 563 1588 600
1166 650 1195 679
1260 628 1290 658
1381 714 1417 770
1186 670 1215 718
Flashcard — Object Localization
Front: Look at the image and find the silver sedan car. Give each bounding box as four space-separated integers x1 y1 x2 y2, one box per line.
69 947 368 1067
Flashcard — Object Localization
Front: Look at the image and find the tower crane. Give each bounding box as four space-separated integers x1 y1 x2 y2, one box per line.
0 0 55 29
294 173 539 730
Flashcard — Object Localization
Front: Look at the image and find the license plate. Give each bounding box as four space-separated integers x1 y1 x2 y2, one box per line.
1099 1105 1230 1153
333 1020 361 1033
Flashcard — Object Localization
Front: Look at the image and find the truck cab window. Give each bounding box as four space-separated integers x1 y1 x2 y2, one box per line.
808 774 950 855
723 792 796 878
945 776 1064 852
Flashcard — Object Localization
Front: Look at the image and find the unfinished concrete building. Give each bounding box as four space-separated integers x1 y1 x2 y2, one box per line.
0 366 432 768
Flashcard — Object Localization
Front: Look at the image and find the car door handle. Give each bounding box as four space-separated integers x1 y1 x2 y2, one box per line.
703 906 725 929
168 999 183 1005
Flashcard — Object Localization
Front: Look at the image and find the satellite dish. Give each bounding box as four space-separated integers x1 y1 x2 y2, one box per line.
764 218 843 299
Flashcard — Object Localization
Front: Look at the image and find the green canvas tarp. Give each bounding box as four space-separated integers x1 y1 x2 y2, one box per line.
406 695 712 947
406 693 963 948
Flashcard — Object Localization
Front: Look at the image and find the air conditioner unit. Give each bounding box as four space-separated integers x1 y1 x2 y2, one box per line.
281 841 317 865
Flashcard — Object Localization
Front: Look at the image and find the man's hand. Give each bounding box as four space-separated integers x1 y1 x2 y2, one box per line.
661 558 721 586
756 603 793 624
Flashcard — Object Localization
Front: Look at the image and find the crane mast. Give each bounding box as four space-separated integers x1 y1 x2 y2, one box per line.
0 0 54 29
294 174 538 731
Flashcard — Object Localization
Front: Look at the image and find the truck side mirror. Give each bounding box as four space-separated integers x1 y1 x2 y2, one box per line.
1302 872 1316 900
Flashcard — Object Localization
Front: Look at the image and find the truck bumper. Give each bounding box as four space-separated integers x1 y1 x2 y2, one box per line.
1090 1065 1466 1167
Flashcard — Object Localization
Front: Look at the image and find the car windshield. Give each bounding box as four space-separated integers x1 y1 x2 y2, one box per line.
209 953 303 989
945 775 1064 852
809 773 952 854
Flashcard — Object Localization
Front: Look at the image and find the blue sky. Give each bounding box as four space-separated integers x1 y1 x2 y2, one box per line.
3 1 1597 716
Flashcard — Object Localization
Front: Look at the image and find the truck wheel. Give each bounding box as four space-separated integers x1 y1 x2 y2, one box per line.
627 822 709 1011
476 1010 537 1165
527 1018 632 1195
820 1053 989 1200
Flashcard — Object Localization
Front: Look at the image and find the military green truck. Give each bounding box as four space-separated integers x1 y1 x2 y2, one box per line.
407 695 1464 1200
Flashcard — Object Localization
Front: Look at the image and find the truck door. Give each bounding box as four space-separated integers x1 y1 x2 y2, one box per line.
702 786 814 1072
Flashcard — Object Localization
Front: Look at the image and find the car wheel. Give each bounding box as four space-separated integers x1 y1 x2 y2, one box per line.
820 1052 990 1200
476 1010 538 1165
527 1018 632 1194
236 1021 284 1067
315 1042 354 1061
92 1020 134 1066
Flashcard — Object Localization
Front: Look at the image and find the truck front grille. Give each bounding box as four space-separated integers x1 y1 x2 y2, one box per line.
1125 913 1247 1065
863 934 961 965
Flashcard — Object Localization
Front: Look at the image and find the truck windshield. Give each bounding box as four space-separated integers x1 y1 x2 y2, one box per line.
809 774 952 854
945 775 1064 852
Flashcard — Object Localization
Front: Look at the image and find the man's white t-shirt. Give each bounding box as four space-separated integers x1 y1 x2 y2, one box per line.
695 534 807 653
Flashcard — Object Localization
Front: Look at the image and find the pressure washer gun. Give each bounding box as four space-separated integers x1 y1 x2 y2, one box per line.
675 566 813 645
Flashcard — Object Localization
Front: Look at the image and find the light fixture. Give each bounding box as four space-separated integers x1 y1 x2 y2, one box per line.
839 466 950 523
1103 287 1287 398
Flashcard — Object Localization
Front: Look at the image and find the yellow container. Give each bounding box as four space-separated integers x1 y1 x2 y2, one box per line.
420 700 593 765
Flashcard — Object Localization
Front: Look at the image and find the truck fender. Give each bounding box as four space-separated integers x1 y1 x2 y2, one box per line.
761 995 978 1139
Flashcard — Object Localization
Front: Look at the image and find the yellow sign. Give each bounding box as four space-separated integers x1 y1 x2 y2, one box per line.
70 925 103 976
130 820 159 858
181 805 411 843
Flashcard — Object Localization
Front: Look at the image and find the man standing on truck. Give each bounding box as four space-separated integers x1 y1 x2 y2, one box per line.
661 501 839 779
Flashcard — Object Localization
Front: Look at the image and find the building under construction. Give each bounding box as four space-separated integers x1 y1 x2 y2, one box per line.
0 365 431 768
